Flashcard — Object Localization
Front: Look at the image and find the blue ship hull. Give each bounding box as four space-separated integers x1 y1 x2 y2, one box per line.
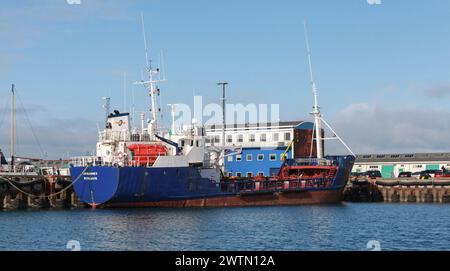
70 156 355 208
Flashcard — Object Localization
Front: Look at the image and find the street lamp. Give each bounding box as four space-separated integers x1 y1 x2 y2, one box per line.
217 82 228 148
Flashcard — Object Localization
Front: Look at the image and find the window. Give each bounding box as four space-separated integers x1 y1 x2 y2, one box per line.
205 137 211 143
249 134 256 142
260 134 267 142
228 172 233 177
227 135 233 143
214 136 220 143
258 172 265 177
369 165 379 169
227 156 233 162
236 172 242 177
284 132 291 141
181 140 185 147
257 154 264 161
236 155 242 162
273 133 279 142
237 135 244 143
270 154 277 161
247 172 253 178
414 165 423 169
246 154 253 161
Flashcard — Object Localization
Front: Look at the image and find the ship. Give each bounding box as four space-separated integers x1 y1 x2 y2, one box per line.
69 20 355 208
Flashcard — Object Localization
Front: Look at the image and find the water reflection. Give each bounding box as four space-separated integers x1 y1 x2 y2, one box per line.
1 204 450 251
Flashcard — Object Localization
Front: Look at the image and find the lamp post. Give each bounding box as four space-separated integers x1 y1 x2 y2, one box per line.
217 82 228 148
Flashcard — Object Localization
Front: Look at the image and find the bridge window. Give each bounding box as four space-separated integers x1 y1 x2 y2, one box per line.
257 154 264 161
236 172 242 177
236 155 242 162
270 154 277 161
258 172 265 177
246 154 253 161
247 172 253 178
227 156 233 162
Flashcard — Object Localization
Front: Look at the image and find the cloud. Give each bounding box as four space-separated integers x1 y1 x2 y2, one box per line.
422 83 450 99
326 103 450 155
367 0 382 5
0 114 99 159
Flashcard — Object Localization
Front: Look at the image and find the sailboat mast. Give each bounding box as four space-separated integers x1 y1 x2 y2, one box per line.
304 23 323 159
10 84 15 165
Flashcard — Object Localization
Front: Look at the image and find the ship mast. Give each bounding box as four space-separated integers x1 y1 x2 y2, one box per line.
303 23 355 158
134 12 165 139
304 24 323 159
10 84 15 166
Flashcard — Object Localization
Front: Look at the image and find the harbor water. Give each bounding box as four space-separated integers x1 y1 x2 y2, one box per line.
1 203 450 251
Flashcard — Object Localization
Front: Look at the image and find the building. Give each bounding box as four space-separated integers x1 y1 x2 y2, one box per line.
205 121 315 177
353 153 450 178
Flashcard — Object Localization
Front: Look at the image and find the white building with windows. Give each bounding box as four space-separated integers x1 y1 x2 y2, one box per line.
204 121 314 177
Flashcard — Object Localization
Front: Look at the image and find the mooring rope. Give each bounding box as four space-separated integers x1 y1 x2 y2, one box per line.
0 166 90 199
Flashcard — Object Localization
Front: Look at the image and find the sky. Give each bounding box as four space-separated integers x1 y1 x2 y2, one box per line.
1 0 450 158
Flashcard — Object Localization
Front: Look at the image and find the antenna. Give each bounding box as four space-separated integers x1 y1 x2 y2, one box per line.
141 12 150 70
303 22 355 158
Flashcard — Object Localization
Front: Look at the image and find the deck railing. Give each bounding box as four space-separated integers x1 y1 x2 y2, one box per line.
219 177 337 194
